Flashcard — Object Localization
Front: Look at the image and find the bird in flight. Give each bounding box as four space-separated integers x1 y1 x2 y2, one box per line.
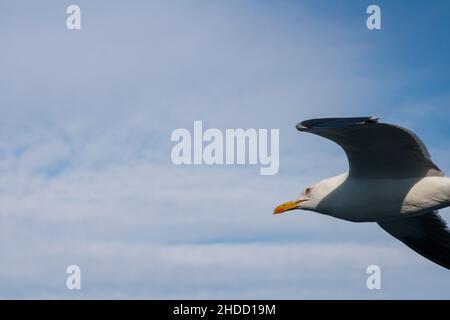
274 117 450 269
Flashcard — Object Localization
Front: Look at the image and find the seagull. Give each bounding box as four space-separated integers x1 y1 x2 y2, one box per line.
274 117 450 269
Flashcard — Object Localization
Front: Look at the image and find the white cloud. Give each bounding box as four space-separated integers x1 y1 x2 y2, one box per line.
2 239 449 299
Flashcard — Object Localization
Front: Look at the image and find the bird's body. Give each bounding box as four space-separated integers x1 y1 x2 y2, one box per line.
308 174 450 222
274 117 450 269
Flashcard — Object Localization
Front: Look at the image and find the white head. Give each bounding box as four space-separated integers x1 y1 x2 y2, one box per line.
273 174 347 215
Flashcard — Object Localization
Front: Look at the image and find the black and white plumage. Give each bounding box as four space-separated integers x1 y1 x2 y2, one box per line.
274 117 450 269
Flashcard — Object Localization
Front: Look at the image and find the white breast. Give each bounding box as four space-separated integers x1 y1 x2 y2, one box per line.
314 174 450 223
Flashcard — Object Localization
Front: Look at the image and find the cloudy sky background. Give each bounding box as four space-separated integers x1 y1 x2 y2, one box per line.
0 0 449 298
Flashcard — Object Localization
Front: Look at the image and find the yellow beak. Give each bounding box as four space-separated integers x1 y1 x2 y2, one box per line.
273 201 300 215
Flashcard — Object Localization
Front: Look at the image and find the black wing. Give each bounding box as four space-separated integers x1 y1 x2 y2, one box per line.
296 117 442 178
378 211 450 269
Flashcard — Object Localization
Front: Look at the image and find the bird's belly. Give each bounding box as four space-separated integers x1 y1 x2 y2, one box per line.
324 202 402 222
316 178 434 222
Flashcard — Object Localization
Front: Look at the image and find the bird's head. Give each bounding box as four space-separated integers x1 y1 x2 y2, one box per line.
273 186 317 214
273 174 347 215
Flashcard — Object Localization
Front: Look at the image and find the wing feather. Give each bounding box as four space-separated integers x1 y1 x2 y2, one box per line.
378 211 450 269
296 117 442 178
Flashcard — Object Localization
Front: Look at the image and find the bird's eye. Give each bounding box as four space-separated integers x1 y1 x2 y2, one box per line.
305 187 312 196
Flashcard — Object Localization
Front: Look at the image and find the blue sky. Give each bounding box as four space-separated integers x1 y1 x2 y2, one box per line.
0 0 449 299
